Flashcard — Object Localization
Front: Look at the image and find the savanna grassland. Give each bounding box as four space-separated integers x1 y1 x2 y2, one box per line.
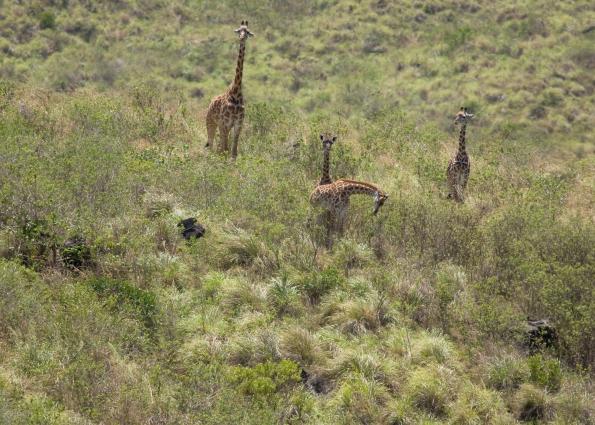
0 0 594 424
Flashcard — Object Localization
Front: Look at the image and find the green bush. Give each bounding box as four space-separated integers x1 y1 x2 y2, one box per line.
487 356 530 391
38 11 56 30
405 364 457 417
513 384 554 422
527 354 562 392
88 277 157 328
297 267 344 303
228 360 301 397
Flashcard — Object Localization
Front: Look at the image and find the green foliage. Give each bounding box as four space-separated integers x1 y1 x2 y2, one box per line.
527 354 562 392
38 11 56 30
228 360 301 397
405 364 456 417
487 356 530 391
267 274 301 316
297 267 344 303
88 277 157 328
513 384 554 422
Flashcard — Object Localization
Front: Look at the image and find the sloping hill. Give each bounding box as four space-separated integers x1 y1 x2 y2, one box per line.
0 1 593 423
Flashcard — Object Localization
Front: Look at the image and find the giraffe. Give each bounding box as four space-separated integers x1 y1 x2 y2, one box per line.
205 20 253 159
318 133 336 185
447 107 474 202
310 179 388 247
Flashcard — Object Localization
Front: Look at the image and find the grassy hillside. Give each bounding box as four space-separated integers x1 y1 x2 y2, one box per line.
0 0 594 424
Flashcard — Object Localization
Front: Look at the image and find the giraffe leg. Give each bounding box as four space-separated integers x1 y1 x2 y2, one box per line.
206 114 217 149
230 113 244 159
334 204 348 238
218 122 230 154
326 210 337 249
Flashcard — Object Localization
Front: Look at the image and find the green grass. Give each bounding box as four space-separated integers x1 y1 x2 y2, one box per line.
0 0 594 423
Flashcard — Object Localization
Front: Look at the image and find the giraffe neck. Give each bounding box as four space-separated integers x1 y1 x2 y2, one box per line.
338 180 383 197
319 147 332 185
230 39 246 95
458 123 467 153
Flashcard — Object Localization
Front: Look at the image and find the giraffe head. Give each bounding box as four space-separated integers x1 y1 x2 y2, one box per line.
373 191 388 215
320 133 337 152
235 20 254 41
454 107 473 125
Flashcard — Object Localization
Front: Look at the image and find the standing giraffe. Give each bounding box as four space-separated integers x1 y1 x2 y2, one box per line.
447 107 474 202
318 133 336 185
205 21 253 159
310 179 388 247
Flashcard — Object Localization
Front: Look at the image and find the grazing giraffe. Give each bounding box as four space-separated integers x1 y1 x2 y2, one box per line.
318 133 336 185
447 107 474 202
310 179 388 247
205 20 254 159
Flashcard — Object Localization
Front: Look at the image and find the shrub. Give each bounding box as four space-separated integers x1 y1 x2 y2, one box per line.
527 354 562 392
325 298 383 335
450 384 515 425
201 272 225 300
333 374 391 424
220 278 267 315
297 267 344 303
411 333 456 366
487 356 530 391
405 364 457 417
88 277 157 328
267 274 301 317
227 360 301 397
279 327 322 366
39 11 56 30
513 384 555 422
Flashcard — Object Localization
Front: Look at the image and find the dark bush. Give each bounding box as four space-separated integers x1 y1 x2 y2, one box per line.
39 11 56 30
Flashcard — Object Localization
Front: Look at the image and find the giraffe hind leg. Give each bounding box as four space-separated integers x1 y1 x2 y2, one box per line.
206 115 217 149
454 184 464 203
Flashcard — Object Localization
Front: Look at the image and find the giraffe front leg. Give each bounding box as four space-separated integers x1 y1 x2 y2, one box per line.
218 122 230 154
206 115 217 149
231 113 244 159
335 204 348 238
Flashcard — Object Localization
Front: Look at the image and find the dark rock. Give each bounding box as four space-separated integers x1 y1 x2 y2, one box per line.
529 106 546 120
178 217 196 229
177 218 205 240
423 4 445 14
526 319 557 350
485 93 505 103
190 88 204 99
300 367 330 395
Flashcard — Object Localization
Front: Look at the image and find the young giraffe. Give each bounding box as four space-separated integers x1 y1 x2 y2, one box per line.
310 179 388 241
447 107 474 202
205 21 254 159
318 133 336 185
